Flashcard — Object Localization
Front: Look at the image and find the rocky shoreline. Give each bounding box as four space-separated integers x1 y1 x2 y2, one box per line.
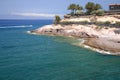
29 24 120 56
84 38 120 55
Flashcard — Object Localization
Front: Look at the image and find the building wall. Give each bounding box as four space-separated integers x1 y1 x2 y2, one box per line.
109 5 120 11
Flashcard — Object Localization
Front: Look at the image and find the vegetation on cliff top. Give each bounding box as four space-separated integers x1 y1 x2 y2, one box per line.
53 2 120 27
67 2 104 16
54 15 61 24
68 4 83 16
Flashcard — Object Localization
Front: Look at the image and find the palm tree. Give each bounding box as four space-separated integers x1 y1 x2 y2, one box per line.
85 2 95 14
75 4 83 15
85 2 103 15
77 5 83 11
68 4 76 15
94 4 102 10
91 3 103 16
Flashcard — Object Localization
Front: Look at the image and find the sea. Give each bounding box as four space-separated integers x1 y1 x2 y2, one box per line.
0 20 120 80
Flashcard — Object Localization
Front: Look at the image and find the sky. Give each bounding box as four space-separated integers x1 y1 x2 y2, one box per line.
0 0 120 19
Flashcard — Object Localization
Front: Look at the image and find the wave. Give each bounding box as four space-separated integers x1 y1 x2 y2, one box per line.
0 25 33 29
70 38 115 55
26 31 38 35
81 44 119 56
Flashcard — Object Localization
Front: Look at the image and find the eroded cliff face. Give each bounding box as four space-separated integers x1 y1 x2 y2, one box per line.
30 24 120 39
30 24 98 38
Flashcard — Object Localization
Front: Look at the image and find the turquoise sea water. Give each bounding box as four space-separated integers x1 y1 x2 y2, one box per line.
0 20 120 80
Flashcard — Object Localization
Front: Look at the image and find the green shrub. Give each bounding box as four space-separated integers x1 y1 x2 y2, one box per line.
95 21 104 25
115 22 120 27
104 21 111 25
80 20 89 24
76 11 84 16
91 10 104 16
90 11 96 15
59 20 89 25
96 10 104 16
54 15 61 24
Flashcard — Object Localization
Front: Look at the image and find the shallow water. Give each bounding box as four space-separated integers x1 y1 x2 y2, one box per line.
0 20 120 80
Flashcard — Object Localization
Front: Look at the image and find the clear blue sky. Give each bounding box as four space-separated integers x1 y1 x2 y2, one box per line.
0 0 120 19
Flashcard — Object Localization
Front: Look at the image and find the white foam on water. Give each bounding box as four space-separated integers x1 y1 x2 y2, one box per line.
83 44 113 55
71 38 115 55
26 31 38 35
0 25 33 28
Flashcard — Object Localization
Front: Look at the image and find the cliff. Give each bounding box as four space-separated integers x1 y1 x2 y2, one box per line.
29 15 120 55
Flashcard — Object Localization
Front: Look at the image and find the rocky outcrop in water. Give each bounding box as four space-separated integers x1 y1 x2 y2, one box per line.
29 24 120 55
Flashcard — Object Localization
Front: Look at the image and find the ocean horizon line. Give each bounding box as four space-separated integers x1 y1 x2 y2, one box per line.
0 19 54 21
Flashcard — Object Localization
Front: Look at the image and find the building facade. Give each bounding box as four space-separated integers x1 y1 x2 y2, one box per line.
109 4 120 11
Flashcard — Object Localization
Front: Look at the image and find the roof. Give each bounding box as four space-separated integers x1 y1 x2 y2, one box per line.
109 4 120 6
